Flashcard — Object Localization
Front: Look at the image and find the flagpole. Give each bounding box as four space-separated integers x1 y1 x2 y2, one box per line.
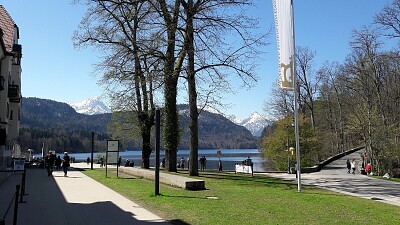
272 0 301 192
291 0 302 192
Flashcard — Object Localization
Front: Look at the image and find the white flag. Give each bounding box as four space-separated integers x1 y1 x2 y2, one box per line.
273 0 295 90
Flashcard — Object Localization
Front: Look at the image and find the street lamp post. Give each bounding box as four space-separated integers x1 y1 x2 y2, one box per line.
27 149 33 161
286 123 294 173
286 129 290 173
288 147 294 173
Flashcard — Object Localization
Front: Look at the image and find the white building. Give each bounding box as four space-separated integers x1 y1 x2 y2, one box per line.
0 5 22 170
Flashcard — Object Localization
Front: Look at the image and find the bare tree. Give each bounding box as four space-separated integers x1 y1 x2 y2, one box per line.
73 0 159 168
180 0 267 175
74 0 266 173
375 0 400 38
296 46 319 129
263 82 293 119
152 0 187 172
317 62 348 154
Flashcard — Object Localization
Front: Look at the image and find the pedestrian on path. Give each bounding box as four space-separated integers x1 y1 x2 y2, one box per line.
100 156 104 167
46 151 55 176
55 155 62 170
199 155 207 171
346 159 351 173
351 159 356 174
117 156 122 167
365 163 372 175
62 152 70 177
180 157 186 169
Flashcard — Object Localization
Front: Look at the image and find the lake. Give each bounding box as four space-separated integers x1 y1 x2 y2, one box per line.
35 149 267 172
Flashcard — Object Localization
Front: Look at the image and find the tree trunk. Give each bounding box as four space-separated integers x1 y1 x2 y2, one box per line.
140 112 154 169
159 0 183 172
185 0 199 176
164 77 179 172
141 127 152 168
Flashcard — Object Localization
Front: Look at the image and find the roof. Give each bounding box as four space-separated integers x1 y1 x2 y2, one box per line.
0 5 17 53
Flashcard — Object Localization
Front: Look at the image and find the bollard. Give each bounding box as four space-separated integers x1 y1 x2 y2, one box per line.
14 185 20 225
21 169 26 196
19 181 24 203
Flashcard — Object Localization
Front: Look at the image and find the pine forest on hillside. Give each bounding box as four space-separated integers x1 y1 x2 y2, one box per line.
19 98 257 154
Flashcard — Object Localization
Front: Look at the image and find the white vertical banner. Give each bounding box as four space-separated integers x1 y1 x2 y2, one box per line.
273 0 302 192
273 0 295 90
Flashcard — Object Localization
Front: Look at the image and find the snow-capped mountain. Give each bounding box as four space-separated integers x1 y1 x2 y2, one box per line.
67 98 270 136
68 97 111 115
235 112 273 137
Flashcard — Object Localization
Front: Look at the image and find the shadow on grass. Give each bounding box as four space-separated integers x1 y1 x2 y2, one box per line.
174 171 298 190
151 193 215 200
169 219 191 225
116 177 137 180
299 189 349 197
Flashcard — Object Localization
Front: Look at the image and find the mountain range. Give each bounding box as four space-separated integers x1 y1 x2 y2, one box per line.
236 113 273 137
20 97 259 152
68 96 111 115
68 97 273 137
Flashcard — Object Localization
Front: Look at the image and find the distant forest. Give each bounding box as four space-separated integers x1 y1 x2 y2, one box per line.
19 97 112 153
19 98 258 153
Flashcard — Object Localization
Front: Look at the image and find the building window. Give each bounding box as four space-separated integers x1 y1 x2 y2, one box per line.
10 110 13 120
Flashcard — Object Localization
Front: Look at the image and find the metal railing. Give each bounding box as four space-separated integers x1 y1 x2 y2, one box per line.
0 169 27 225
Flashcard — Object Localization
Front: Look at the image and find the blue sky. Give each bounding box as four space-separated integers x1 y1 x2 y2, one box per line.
1 0 394 120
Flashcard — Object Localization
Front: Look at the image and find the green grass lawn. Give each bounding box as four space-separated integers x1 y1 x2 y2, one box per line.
83 169 400 225
371 175 400 182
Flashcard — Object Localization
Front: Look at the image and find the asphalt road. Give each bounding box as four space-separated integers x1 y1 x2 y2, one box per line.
265 150 400 206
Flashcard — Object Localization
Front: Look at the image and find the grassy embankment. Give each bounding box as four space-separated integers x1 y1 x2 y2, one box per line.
371 176 400 182
83 169 400 225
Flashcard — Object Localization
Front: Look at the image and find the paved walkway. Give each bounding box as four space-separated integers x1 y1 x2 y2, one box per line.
2 151 399 225
0 163 174 225
264 150 400 206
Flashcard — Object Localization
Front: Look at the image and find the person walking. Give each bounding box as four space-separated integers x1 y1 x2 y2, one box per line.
346 159 351 174
365 163 372 175
117 156 122 167
46 151 55 176
100 156 104 168
55 155 62 170
351 159 356 174
161 158 165 168
204 156 207 170
199 156 207 171
180 157 186 170
62 152 70 177
199 156 204 171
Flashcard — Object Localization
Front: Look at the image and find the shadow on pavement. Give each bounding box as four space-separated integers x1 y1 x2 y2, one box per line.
0 168 174 225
